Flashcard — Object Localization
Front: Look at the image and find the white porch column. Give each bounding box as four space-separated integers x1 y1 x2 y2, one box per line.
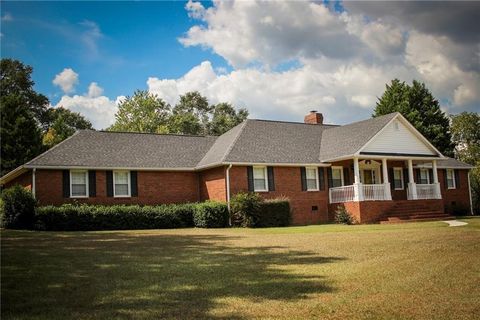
407 159 417 200
353 157 364 201
432 160 441 199
382 158 392 200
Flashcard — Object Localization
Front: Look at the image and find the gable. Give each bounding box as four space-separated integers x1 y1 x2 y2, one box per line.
361 118 437 156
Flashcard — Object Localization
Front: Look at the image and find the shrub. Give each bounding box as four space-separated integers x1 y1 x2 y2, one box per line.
446 202 470 216
230 192 262 227
334 205 356 225
257 197 291 227
1 185 37 229
193 201 229 228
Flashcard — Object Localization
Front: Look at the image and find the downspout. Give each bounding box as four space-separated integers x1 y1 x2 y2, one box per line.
468 171 474 215
226 164 233 224
32 168 36 198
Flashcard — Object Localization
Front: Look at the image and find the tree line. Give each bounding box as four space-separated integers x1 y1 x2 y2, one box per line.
1 59 478 213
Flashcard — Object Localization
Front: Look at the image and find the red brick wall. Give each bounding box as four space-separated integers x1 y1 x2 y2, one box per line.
229 166 329 225
4 171 32 190
439 169 471 214
199 166 226 202
34 169 199 206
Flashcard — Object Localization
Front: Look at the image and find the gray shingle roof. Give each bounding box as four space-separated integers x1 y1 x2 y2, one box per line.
27 130 217 169
416 158 474 169
319 112 399 161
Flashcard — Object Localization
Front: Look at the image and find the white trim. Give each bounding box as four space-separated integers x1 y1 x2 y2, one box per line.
322 154 444 163
468 172 474 215
331 166 344 187
113 170 131 197
226 164 232 213
446 169 456 189
0 166 28 185
252 166 269 192
32 168 36 198
221 162 332 168
70 170 89 198
305 166 319 191
25 165 197 172
393 167 404 190
356 113 444 157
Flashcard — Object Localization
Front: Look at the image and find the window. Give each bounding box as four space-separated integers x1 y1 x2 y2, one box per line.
419 169 430 184
305 167 319 191
331 166 344 187
253 166 268 192
114 171 130 197
446 169 456 189
70 171 88 197
393 168 404 190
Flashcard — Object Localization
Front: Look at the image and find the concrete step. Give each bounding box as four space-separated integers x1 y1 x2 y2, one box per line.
386 210 445 217
386 213 451 221
379 216 456 224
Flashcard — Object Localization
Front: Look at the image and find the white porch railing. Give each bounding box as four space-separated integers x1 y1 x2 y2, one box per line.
329 185 355 203
408 183 441 200
363 184 389 201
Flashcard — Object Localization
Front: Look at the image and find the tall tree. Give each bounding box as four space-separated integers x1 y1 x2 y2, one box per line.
373 79 454 156
451 112 480 214
42 107 93 148
208 102 248 135
171 91 213 135
108 90 171 133
0 59 46 176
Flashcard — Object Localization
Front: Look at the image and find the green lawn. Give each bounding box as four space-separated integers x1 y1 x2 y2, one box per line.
2 218 480 319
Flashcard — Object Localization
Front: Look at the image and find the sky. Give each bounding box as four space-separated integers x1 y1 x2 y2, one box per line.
1 0 479 129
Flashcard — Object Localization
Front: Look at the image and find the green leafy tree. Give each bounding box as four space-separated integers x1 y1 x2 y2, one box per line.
170 91 213 135
0 59 46 176
373 79 454 157
109 90 171 133
42 107 93 148
451 112 480 214
208 102 248 135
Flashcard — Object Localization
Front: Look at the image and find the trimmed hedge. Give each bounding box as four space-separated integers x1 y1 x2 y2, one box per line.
257 199 291 227
36 202 228 231
1 185 37 229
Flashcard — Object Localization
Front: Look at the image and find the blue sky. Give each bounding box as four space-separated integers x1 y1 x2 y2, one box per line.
1 1 479 129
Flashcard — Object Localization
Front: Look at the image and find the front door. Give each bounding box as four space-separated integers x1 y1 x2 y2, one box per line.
362 169 375 184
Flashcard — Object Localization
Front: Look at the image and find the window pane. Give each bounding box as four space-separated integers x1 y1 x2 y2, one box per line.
306 168 316 179
394 180 402 189
332 179 342 188
307 179 317 190
254 179 266 191
115 172 128 184
332 168 342 180
71 172 86 184
72 184 86 196
394 170 401 180
115 184 129 196
253 167 265 179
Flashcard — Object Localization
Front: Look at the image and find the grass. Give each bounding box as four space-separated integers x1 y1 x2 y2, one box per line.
2 218 480 319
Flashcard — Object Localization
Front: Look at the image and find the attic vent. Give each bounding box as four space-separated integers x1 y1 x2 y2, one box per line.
394 121 399 131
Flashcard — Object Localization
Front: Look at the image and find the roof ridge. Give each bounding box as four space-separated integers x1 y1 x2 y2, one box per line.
25 130 82 166
99 130 217 138
249 118 339 127
220 120 248 163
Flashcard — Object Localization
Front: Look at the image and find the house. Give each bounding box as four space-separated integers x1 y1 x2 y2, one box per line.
1 111 474 224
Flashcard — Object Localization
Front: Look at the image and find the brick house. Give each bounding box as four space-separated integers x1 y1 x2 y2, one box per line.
0 111 474 224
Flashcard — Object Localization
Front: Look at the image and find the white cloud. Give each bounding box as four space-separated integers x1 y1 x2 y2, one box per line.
87 82 104 98
53 68 79 93
1 13 13 22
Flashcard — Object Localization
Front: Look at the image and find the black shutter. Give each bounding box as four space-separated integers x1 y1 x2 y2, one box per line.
428 169 433 184
88 170 96 197
131 171 138 196
443 169 448 188
267 167 275 191
415 169 420 183
106 170 113 197
318 167 325 191
247 166 254 192
388 168 394 190
327 168 333 188
403 168 409 185
62 170 70 198
454 170 460 188
343 168 350 185
300 167 307 191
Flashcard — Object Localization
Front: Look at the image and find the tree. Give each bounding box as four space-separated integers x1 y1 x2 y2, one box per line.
208 102 248 135
451 112 480 214
0 59 46 176
108 90 171 133
42 107 93 148
170 91 213 135
373 79 454 157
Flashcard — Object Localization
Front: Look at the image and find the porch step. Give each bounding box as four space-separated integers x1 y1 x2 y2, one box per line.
378 199 448 224
379 216 455 224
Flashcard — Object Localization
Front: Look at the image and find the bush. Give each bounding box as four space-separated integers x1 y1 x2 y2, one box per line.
334 205 356 225
230 192 262 227
446 202 470 216
36 201 228 231
192 201 229 228
230 193 291 228
1 185 37 229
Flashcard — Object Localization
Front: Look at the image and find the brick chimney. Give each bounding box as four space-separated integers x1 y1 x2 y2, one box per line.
304 110 323 124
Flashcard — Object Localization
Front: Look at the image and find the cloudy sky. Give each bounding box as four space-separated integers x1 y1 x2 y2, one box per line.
2 1 479 129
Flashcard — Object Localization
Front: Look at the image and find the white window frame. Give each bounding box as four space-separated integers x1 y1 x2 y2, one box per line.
331 166 344 187
305 167 319 191
113 170 131 197
253 166 269 192
393 167 404 190
446 169 456 189
419 168 430 184
70 170 89 198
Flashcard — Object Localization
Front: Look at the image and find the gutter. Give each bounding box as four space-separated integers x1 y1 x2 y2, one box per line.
226 164 233 225
468 171 474 215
